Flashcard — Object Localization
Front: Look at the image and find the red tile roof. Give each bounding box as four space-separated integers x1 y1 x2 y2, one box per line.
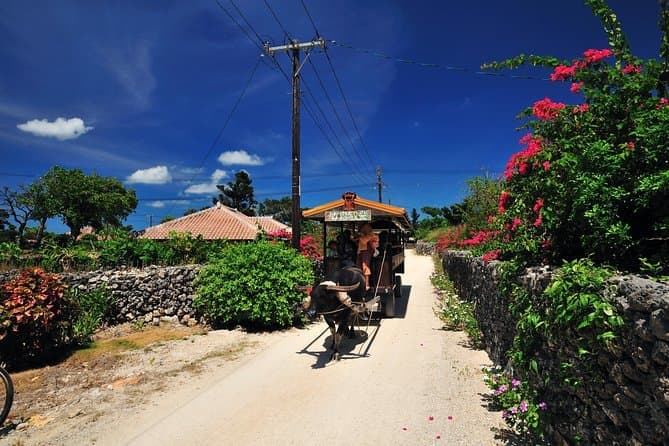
141 204 290 240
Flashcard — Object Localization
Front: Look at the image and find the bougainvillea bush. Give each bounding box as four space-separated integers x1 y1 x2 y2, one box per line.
471 0 669 274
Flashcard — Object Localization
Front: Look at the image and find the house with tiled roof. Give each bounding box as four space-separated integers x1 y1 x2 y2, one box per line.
141 203 290 241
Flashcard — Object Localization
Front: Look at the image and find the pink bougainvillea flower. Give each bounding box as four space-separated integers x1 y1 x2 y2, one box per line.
570 82 585 93
583 48 613 64
482 250 501 262
511 218 523 231
550 64 576 81
533 97 566 120
533 199 544 213
512 379 521 388
621 64 642 74
487 215 495 223
510 406 518 414
543 161 551 171
573 103 590 114
534 214 543 227
627 141 635 151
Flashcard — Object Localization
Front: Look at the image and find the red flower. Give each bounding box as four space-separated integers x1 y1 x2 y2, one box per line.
532 97 565 120
550 64 576 81
621 64 642 74
518 162 529 175
543 161 550 171
573 104 589 114
498 191 511 214
583 48 613 64
627 141 635 151
533 214 543 227
570 82 585 93
511 218 523 231
533 198 544 213
481 249 501 262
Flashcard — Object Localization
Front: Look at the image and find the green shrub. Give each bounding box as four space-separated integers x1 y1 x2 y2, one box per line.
67 286 115 345
0 242 22 267
194 240 314 329
0 268 72 364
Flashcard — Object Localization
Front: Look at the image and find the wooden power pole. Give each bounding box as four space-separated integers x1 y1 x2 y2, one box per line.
376 166 383 203
265 38 325 250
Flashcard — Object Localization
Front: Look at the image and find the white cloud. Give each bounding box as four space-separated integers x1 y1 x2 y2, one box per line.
217 150 264 166
126 165 172 184
184 169 227 195
147 200 190 208
17 117 93 140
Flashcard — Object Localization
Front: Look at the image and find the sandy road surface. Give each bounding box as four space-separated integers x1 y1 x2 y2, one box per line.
97 250 503 446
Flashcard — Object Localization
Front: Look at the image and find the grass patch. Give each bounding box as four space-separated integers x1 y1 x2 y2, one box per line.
431 255 485 349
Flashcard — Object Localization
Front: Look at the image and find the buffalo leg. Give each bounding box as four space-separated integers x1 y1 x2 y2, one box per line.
332 321 348 361
325 317 336 350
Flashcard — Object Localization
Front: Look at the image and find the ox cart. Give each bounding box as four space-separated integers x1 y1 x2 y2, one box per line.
302 192 411 317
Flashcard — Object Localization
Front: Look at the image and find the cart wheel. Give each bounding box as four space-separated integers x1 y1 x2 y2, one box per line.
394 275 402 298
384 293 395 318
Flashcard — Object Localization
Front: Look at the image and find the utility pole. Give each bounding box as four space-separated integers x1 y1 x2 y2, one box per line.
265 38 325 251
376 166 383 203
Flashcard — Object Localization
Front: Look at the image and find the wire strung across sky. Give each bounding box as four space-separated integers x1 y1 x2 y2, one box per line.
327 40 550 82
218 0 376 187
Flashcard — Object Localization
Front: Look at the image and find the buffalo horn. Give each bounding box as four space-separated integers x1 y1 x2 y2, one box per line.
325 283 359 292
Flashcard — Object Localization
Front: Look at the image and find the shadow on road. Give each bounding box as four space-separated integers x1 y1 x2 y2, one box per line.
391 284 412 318
296 321 382 369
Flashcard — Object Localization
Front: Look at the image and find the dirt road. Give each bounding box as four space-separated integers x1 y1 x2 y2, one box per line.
102 250 502 445
3 250 503 445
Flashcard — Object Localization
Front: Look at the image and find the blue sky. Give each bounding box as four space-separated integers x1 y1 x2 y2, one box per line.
0 1 663 232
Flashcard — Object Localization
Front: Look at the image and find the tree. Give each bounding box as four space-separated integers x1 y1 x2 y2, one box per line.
258 196 291 224
410 208 420 228
41 166 138 240
215 171 257 216
459 177 502 230
0 186 33 244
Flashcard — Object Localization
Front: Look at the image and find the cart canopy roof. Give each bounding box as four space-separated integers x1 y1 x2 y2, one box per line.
302 192 411 231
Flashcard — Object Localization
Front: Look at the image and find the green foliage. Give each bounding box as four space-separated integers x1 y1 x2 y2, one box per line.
258 196 292 225
483 366 548 442
0 268 71 363
194 240 314 329
41 166 138 240
67 286 115 345
0 242 22 267
430 261 483 349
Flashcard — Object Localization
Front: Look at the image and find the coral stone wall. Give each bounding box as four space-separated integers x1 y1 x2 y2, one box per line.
1 266 203 326
441 250 669 446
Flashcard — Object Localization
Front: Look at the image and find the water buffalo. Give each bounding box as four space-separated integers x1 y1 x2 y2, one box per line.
302 266 369 361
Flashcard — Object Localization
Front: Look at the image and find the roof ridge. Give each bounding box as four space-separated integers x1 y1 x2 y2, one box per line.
148 205 214 230
218 204 259 231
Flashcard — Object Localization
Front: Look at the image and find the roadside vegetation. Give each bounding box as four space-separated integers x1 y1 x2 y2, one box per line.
421 0 669 441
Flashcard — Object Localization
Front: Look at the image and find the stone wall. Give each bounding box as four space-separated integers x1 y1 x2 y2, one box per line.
441 250 669 445
1 266 203 326
415 240 435 256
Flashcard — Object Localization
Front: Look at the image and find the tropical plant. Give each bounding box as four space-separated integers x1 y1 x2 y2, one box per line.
0 268 71 363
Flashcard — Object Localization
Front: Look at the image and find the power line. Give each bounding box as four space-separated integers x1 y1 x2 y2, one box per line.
262 0 291 40
328 40 550 82
322 47 377 166
306 57 371 172
299 0 320 38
